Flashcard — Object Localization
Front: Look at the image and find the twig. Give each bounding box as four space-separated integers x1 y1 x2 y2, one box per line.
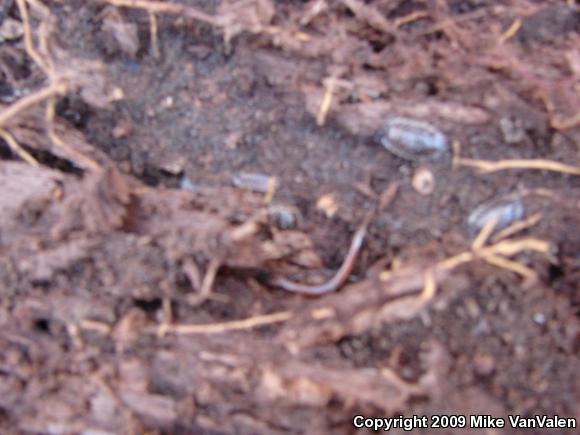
457 157 580 176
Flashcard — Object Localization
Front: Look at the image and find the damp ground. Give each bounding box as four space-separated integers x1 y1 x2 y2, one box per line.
0 1 578 433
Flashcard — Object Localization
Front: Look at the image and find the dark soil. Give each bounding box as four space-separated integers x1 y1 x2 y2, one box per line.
0 0 579 434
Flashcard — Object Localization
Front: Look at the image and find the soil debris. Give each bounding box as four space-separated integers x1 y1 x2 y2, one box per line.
0 0 578 433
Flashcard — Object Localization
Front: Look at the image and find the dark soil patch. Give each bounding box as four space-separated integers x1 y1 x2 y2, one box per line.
0 0 578 433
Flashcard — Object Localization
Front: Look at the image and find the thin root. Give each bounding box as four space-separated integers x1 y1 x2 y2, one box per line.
380 236 548 292
452 139 461 168
498 18 521 44
79 319 112 335
264 176 277 203
419 269 437 302
159 311 292 336
16 0 50 73
46 97 100 170
149 11 160 58
491 212 542 243
551 111 580 130
483 254 537 281
316 79 335 126
394 10 429 28
457 157 580 176
187 258 220 306
66 323 84 350
0 128 39 166
435 237 549 275
471 216 499 250
0 81 66 128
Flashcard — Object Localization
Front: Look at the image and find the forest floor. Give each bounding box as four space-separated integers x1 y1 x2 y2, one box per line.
0 0 579 433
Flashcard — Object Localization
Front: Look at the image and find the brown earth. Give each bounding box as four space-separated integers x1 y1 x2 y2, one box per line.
0 0 579 434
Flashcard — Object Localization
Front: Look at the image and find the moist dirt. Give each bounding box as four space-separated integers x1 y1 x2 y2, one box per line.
0 1 579 434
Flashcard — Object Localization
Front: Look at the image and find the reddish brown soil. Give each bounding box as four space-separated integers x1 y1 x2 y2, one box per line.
0 1 579 434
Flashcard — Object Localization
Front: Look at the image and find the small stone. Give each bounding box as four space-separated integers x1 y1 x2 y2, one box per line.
533 312 547 325
161 96 174 108
159 155 186 174
316 193 338 218
412 167 435 195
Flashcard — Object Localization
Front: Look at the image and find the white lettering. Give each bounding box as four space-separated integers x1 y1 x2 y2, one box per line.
509 415 577 429
509 416 522 427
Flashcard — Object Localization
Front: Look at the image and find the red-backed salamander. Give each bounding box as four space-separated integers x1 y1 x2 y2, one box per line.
269 215 371 295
